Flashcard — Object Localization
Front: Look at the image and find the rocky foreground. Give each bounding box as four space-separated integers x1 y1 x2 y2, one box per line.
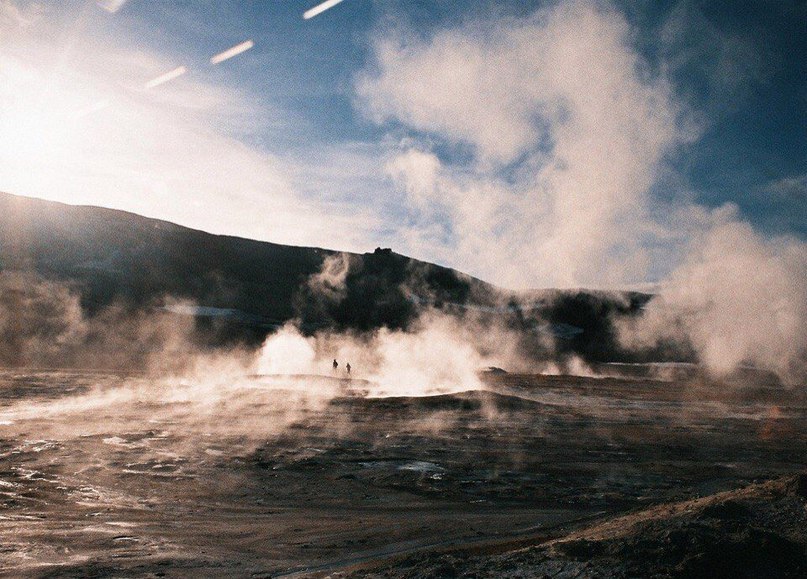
346 473 807 578
1 370 804 577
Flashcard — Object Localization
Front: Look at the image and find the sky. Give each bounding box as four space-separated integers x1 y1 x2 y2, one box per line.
0 0 804 289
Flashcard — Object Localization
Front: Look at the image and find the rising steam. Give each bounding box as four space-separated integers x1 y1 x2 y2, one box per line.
619 213 807 384
257 313 487 397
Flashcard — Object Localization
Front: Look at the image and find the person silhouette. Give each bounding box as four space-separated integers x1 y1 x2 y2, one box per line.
346 362 351 375
332 359 338 373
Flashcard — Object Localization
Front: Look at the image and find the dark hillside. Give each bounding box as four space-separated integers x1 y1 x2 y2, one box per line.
0 192 486 340
0 191 670 363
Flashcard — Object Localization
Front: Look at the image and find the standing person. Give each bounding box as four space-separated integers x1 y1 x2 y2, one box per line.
346 362 351 375
332 359 338 373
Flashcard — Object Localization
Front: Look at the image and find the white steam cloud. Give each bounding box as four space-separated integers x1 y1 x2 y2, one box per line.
619 211 807 384
256 314 489 397
357 0 806 385
306 252 354 303
358 0 695 289
1 0 802 392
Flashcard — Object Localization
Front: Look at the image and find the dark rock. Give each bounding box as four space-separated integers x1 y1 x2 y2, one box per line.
782 473 807 499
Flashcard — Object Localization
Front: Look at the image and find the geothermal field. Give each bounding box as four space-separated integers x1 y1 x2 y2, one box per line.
0 193 806 577
1 0 805 576
1 366 805 577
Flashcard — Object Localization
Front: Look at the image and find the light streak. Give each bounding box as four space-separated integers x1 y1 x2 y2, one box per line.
144 66 187 89
303 0 345 20
210 40 255 65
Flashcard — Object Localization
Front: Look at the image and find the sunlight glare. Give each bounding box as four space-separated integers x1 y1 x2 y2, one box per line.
0 59 117 203
74 99 111 119
1 94 82 164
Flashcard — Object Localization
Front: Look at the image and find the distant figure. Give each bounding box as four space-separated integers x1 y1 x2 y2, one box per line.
333 359 338 372
346 363 351 375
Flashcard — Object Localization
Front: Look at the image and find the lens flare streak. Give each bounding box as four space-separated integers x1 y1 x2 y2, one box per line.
144 66 187 89
303 0 346 20
210 40 254 65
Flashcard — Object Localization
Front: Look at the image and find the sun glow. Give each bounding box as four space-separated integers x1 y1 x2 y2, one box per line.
0 62 110 200
2 96 80 160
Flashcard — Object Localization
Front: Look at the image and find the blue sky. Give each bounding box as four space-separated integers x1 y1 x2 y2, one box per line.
117 0 805 228
0 0 804 288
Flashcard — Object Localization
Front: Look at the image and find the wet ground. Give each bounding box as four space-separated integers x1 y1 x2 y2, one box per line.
0 369 805 577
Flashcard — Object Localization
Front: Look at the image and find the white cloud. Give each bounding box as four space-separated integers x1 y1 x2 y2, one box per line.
620 209 807 383
0 0 41 27
385 148 441 210
359 0 696 288
358 1 807 381
96 0 128 14
766 174 807 201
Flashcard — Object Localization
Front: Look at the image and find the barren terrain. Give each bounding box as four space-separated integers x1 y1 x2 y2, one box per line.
0 369 804 577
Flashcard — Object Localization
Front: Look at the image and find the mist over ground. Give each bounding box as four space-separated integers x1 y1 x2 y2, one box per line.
1 199 804 392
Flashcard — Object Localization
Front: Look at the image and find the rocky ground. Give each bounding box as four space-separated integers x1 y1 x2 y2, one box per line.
345 474 807 578
0 369 804 577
